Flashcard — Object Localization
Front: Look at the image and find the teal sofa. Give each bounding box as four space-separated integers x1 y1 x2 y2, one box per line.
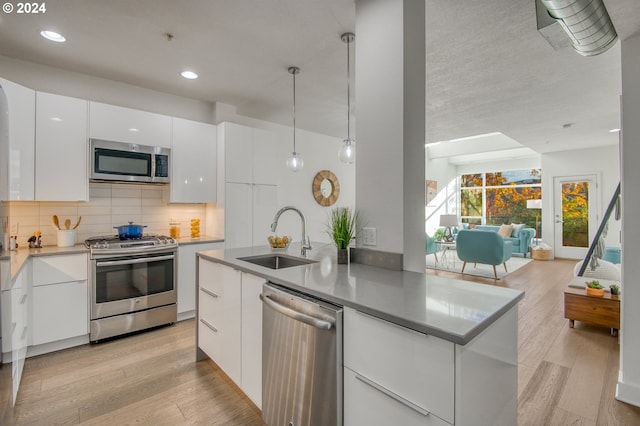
461 225 535 257
456 230 513 278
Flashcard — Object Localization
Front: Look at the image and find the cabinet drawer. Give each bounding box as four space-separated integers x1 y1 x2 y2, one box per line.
198 317 221 362
198 259 236 297
198 287 221 326
344 368 451 426
32 254 88 286
344 308 455 424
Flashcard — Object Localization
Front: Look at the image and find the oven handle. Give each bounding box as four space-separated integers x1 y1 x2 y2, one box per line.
96 254 175 267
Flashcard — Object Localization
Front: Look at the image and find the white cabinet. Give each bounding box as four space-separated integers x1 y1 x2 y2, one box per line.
220 122 278 185
197 259 241 385
35 92 88 201
2 265 29 404
89 101 172 148
225 183 277 249
177 241 224 316
31 254 88 346
0 78 35 201
240 272 265 408
171 118 217 203
344 308 455 425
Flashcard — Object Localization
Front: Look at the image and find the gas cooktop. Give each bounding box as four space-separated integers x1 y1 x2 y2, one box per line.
85 234 177 254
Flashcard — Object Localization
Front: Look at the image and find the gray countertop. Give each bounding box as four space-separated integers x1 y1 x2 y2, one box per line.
197 242 525 345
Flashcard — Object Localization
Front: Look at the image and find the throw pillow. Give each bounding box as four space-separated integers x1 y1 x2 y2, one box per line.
498 224 513 238
511 223 525 237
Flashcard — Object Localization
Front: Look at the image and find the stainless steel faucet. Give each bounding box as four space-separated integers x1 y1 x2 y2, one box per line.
270 206 312 257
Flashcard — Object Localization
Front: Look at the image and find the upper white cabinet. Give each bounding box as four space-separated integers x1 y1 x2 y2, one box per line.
35 92 89 201
171 118 217 203
220 122 278 185
0 78 35 201
89 101 172 148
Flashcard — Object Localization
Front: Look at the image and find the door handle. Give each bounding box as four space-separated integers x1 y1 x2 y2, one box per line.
555 220 564 223
260 293 334 330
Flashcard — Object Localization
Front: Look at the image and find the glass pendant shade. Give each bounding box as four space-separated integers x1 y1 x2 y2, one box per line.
338 138 355 164
286 151 304 172
340 32 355 164
286 66 304 172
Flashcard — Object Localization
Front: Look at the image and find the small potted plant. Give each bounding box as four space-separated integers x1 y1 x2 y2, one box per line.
434 228 445 242
610 284 620 296
326 207 359 264
585 280 605 297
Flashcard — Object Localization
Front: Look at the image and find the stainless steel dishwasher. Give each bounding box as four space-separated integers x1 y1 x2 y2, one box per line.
261 283 343 426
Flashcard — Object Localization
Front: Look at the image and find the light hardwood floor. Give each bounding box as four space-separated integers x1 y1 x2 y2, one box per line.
4 259 640 425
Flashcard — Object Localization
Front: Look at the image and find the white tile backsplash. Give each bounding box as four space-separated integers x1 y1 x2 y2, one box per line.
7 182 214 247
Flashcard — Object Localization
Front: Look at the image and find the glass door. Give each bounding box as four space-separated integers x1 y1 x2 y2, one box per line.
554 175 598 259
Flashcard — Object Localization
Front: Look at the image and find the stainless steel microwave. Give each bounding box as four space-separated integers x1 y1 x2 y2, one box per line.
90 139 170 184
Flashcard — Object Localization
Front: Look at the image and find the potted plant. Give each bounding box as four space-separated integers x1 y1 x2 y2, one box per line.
610 284 620 296
326 207 359 264
585 280 605 297
434 228 445 241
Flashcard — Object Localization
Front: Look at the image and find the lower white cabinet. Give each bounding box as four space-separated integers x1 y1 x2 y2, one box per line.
344 368 451 426
197 259 265 409
31 281 88 346
30 253 88 347
177 242 224 316
197 259 241 385
240 272 265 408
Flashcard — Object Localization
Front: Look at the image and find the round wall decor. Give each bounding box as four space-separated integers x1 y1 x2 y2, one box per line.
312 170 340 206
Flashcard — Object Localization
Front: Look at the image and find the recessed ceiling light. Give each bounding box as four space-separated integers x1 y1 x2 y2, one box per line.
128 128 140 133
181 71 198 80
609 128 621 133
40 30 66 43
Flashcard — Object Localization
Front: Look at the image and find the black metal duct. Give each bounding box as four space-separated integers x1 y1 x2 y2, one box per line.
539 0 618 56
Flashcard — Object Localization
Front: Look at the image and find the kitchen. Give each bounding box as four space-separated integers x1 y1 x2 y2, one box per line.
1 0 640 425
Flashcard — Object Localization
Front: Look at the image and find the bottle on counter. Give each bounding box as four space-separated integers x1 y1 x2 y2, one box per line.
190 218 200 238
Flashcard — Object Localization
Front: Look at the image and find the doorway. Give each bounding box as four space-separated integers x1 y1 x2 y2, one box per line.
553 175 598 259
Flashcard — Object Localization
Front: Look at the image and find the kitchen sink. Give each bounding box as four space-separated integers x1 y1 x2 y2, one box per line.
238 254 317 269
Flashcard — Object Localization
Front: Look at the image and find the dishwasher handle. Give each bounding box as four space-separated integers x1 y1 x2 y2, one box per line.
260 293 334 330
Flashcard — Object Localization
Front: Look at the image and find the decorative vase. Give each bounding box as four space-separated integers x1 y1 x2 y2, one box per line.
337 248 349 264
586 287 605 297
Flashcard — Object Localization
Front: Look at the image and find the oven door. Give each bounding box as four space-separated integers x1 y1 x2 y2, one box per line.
92 251 176 320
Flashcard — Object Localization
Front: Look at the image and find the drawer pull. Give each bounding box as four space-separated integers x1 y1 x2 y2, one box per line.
19 294 27 305
355 373 430 417
200 288 219 299
21 325 28 340
200 318 218 333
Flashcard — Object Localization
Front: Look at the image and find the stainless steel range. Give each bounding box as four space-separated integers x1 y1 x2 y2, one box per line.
85 234 177 342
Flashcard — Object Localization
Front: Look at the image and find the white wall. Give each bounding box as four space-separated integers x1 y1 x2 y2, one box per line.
541 146 620 253
618 32 640 408
456 157 541 176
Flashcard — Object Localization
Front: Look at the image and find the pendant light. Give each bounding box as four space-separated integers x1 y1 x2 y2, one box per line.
286 66 304 172
338 32 355 164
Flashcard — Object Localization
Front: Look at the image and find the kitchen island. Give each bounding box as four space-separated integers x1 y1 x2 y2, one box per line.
196 242 524 426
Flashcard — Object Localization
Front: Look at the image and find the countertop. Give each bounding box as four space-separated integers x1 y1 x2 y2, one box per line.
174 235 224 246
197 242 525 345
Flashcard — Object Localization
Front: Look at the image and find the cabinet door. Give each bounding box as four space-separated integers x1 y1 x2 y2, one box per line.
222 122 253 183
252 184 277 247
32 254 88 286
344 368 451 426
177 242 223 314
89 101 171 148
35 92 88 201
0 78 35 201
224 183 253 249
197 260 241 385
252 128 278 185
241 272 265 408
32 281 88 345
171 118 217 203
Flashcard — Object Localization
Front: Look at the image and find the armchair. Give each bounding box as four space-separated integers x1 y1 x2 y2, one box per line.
456 230 513 278
426 233 440 263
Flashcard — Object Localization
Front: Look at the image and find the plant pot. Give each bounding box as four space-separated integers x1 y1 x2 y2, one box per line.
610 288 620 296
337 248 349 264
586 287 605 297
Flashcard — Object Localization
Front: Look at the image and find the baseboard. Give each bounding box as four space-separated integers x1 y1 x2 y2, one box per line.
177 310 195 321
616 380 640 407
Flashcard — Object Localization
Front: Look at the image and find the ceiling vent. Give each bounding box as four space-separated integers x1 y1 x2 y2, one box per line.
537 0 618 56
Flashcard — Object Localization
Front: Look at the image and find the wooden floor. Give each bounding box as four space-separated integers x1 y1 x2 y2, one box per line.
4 259 640 425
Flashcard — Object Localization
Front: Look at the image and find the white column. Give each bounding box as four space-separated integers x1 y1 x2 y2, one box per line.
618 32 640 407
355 0 425 272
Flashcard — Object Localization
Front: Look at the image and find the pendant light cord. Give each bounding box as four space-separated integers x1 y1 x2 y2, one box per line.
346 36 351 141
293 70 296 152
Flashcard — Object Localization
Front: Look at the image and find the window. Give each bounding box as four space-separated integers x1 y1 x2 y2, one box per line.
460 169 542 230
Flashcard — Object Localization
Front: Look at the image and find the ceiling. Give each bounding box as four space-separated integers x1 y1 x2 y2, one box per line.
0 0 639 156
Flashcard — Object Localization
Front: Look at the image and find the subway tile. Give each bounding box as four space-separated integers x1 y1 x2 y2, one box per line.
78 205 111 216
112 187 142 199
